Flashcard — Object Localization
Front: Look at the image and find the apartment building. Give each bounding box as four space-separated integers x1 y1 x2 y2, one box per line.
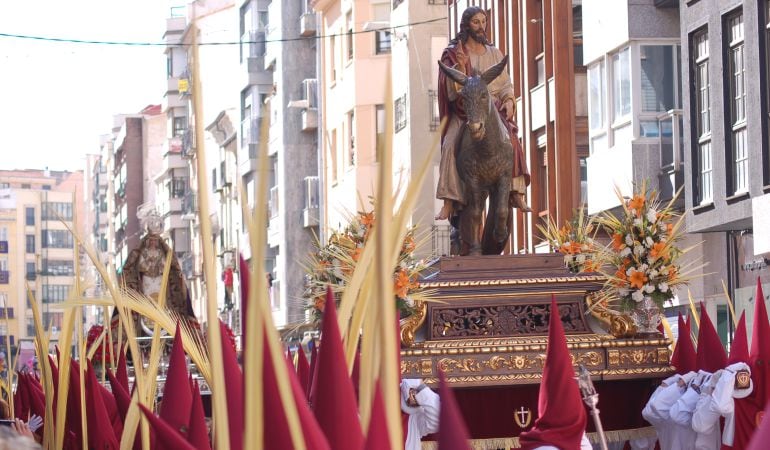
390 0 447 259
680 0 770 333
254 0 320 327
0 169 85 349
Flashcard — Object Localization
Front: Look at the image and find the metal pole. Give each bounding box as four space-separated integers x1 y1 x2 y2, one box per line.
578 364 609 450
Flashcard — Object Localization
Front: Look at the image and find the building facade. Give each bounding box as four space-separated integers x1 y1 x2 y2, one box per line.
680 0 770 335
0 169 85 353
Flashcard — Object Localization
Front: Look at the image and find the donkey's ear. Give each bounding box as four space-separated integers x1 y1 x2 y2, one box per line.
480 55 509 85
438 60 468 86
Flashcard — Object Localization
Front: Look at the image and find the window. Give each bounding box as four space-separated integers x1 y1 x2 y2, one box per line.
41 230 73 249
692 29 712 204
330 129 338 183
26 291 35 308
347 110 356 166
346 12 353 61
330 35 337 82
588 61 606 134
21 184 30 189
42 285 70 304
376 105 385 162
726 11 747 194
26 262 36 281
376 31 392 54
640 45 677 113
395 94 407 132
42 202 73 221
171 177 187 198
42 259 74 276
429 90 440 131
612 48 631 122
25 207 34 226
42 312 63 331
173 116 187 137
764 0 770 184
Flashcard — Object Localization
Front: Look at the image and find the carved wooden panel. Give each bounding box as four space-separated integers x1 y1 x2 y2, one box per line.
430 301 587 339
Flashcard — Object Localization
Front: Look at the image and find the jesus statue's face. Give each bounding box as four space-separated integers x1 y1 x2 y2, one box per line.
468 12 488 45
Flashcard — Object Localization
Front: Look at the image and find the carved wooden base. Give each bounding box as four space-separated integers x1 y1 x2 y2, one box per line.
399 254 674 387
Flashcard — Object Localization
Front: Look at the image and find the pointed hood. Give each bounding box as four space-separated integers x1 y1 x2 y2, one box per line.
296 345 311 397
116 349 130 393
747 398 770 450
307 341 319 401
351 349 361 403
750 278 770 359
310 286 363 450
437 370 471 450
363 381 391 450
85 360 120 449
159 322 193 437
219 319 244 450
188 379 211 450
284 348 332 450
518 296 587 450
108 368 131 423
750 278 770 403
696 302 727 372
671 313 696 374
139 404 196 450
264 332 301 450
729 312 749 365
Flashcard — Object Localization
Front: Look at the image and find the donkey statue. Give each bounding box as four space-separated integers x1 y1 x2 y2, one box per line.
438 56 514 256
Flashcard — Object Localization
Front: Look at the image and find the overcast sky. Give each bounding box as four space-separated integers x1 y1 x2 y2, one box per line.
0 1 171 172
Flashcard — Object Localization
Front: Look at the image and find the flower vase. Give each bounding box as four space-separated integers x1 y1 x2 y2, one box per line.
630 296 662 338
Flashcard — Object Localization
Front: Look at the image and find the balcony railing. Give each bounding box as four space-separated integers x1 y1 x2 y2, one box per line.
241 116 262 149
182 192 197 216
181 129 194 158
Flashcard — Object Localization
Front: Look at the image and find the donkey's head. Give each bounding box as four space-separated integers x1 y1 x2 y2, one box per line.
439 56 509 141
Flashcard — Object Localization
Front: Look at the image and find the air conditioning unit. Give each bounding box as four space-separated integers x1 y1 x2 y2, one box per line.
299 12 317 37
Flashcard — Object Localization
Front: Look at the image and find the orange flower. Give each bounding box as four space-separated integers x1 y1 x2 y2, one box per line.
614 268 628 281
360 211 375 228
351 247 363 262
667 266 678 282
314 296 326 312
394 269 412 298
666 223 674 235
628 269 648 289
612 233 624 251
403 235 416 253
629 195 645 216
650 242 669 260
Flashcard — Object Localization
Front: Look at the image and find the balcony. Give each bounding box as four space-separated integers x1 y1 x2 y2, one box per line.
303 176 319 228
301 109 318 131
0 241 6 253
0 336 15 347
181 129 194 158
300 12 317 37
657 109 684 205
182 192 197 221
0 271 8 284
240 30 273 89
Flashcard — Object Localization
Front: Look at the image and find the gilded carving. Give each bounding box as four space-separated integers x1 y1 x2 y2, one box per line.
422 275 605 289
400 300 427 347
585 293 637 338
607 348 666 367
431 302 587 340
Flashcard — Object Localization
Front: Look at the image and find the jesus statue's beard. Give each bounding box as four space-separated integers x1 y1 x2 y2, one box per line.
469 29 488 45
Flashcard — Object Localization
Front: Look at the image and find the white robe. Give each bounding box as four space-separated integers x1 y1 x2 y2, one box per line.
400 380 440 450
642 373 695 450
530 433 592 450
692 363 752 447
